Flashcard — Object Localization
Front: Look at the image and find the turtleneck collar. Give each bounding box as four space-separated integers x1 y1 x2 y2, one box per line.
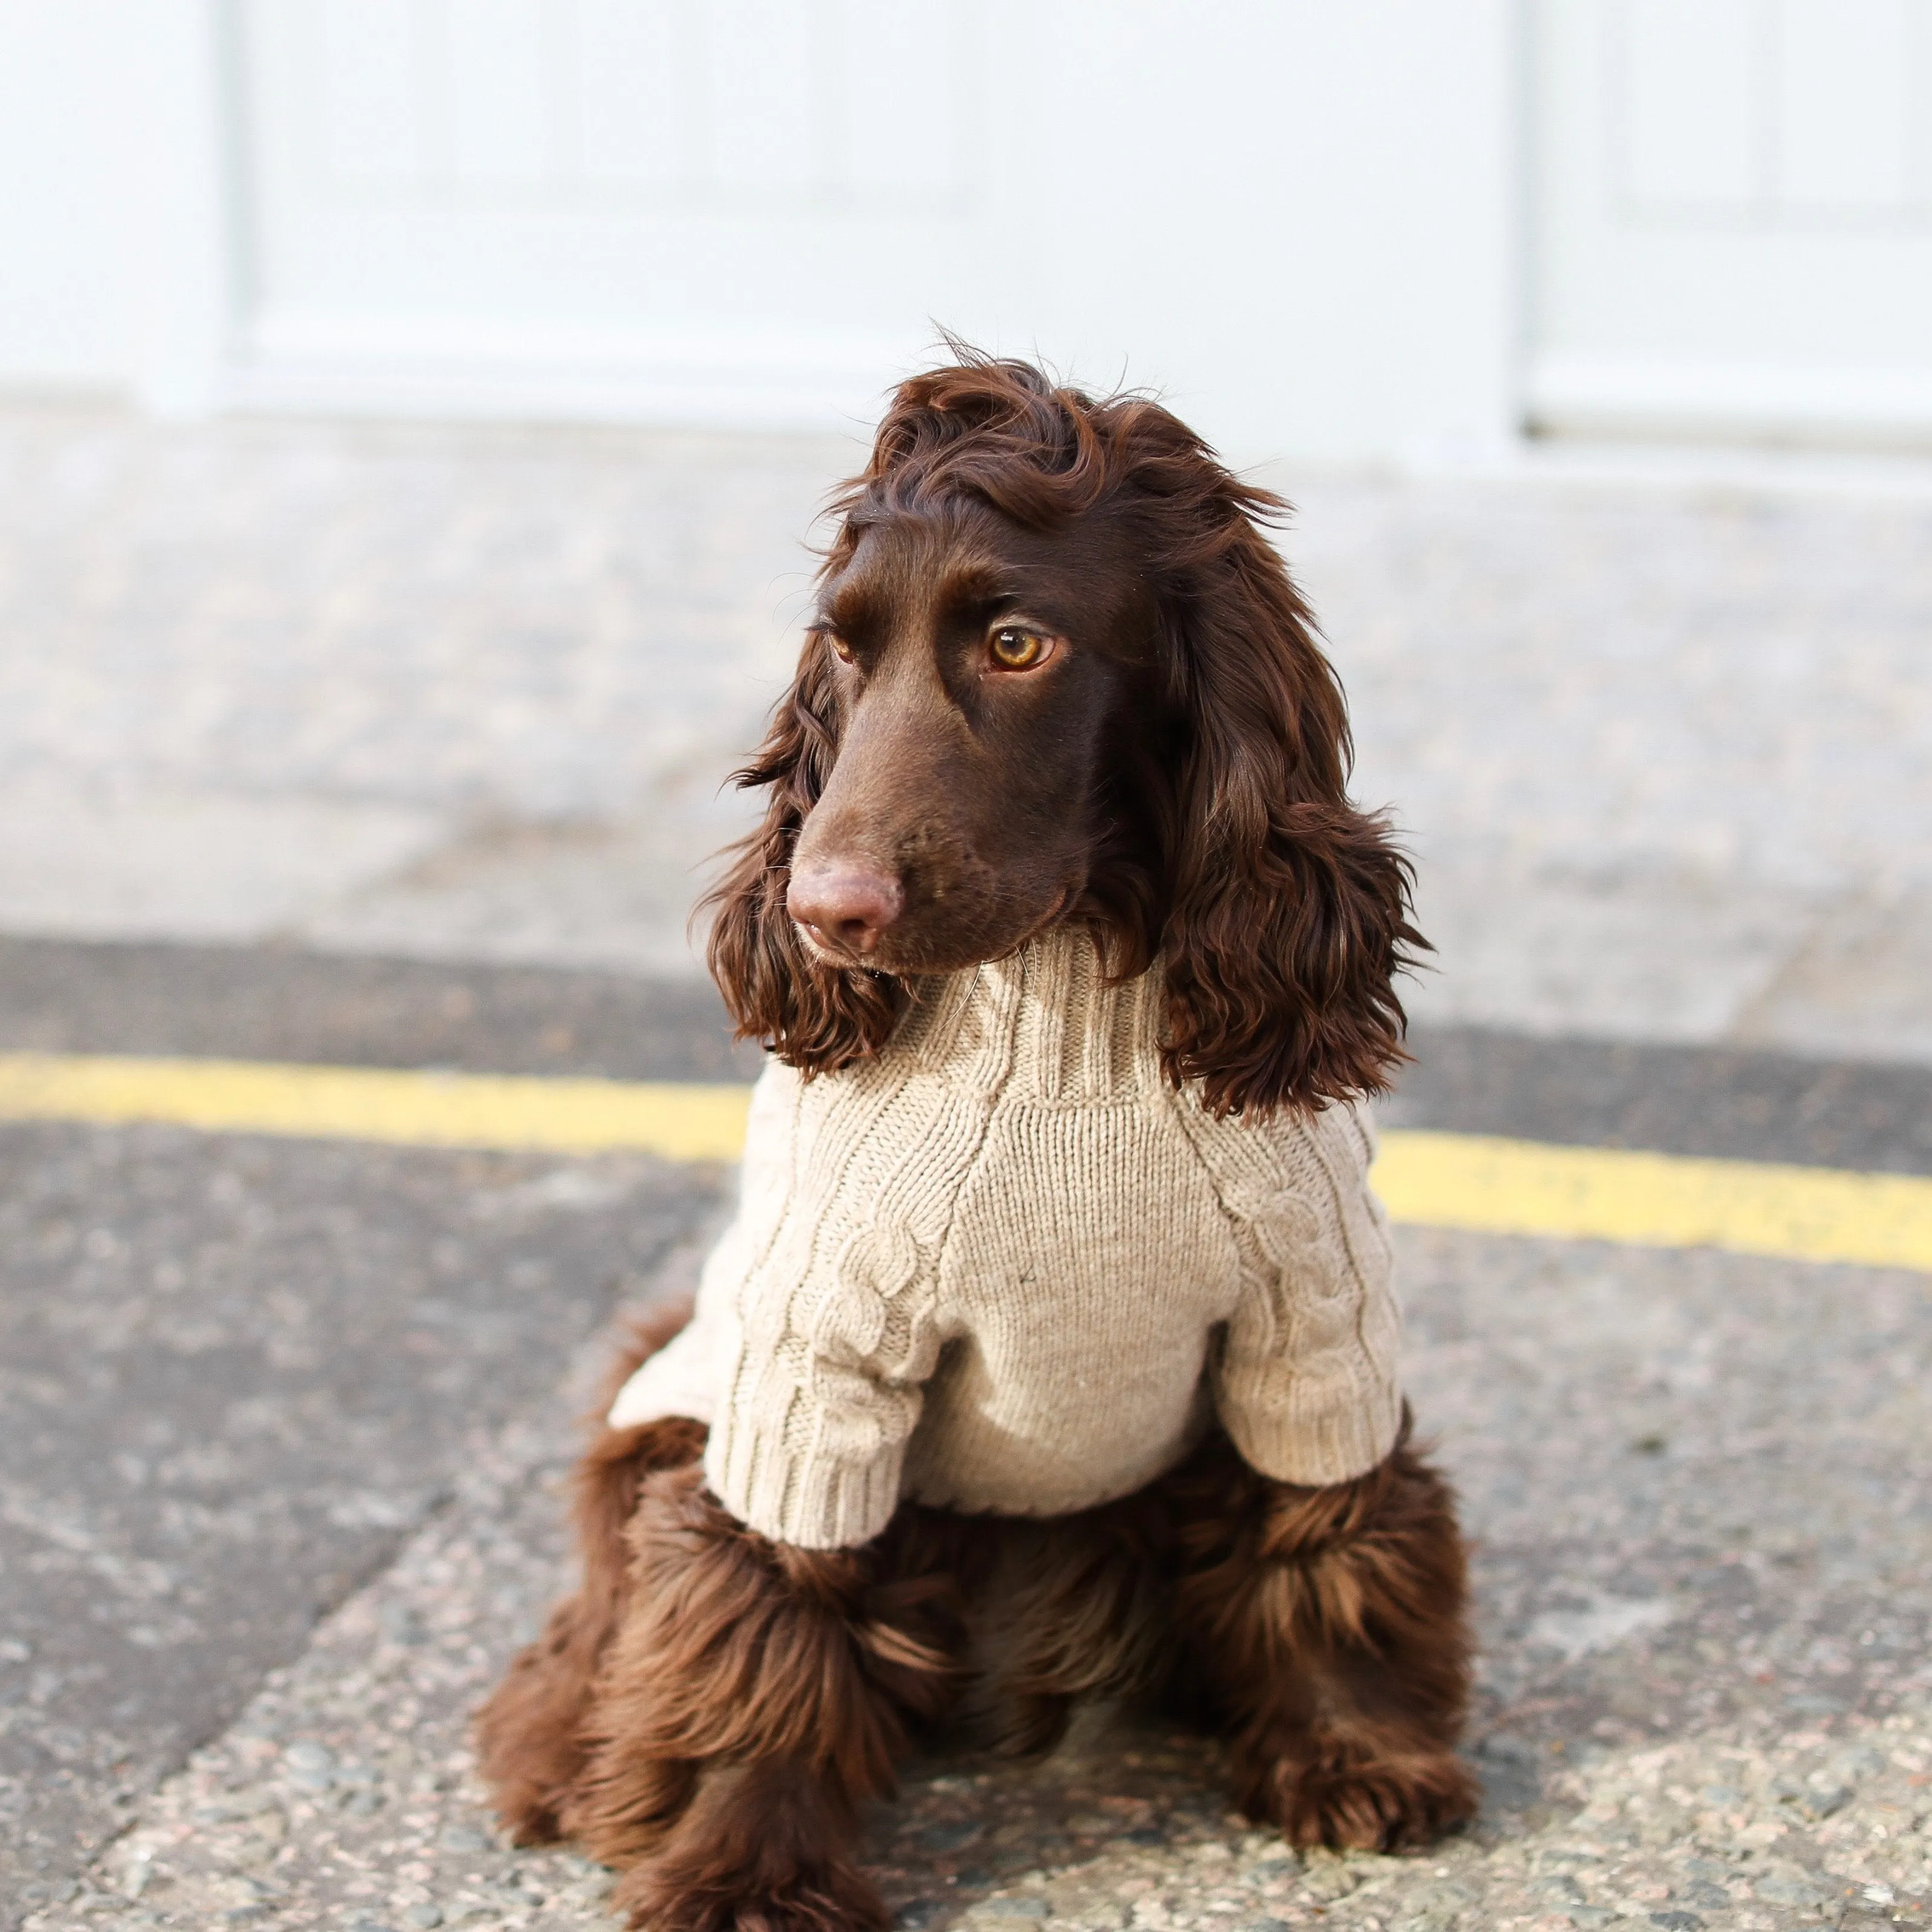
879 924 1166 1103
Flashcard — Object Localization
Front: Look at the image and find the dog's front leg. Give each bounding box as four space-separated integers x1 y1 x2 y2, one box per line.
477 1409 708 1845
611 1753 879 1932
1171 1423 1478 1851
562 1465 960 1932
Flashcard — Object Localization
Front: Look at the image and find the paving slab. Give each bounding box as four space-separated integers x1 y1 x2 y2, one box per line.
19 1224 1929 1932
4 405 1931 1054
1730 895 1932 1070
0 1122 726 1925
0 784 446 946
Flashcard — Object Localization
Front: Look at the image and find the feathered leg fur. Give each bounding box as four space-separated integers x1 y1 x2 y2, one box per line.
474 1303 705 1844
1166 1415 1478 1850
563 1474 964 1931
949 1494 1180 1760
479 1345 1473 1915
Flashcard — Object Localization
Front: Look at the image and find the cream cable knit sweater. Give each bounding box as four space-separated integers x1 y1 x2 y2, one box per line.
609 928 1404 1550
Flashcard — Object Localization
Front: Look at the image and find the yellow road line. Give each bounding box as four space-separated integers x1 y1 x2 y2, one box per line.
0 1052 751 1163
1374 1129 1932 1275
2 1053 1929 1273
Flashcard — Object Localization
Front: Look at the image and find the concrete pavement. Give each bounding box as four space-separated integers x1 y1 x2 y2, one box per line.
4 403 1931 1056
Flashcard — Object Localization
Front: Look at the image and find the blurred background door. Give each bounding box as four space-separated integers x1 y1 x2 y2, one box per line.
231 0 998 426
215 0 1518 460
1528 0 1932 445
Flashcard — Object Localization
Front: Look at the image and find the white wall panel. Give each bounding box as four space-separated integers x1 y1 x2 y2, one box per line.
317 0 424 184
572 0 685 190
1531 0 1932 444
444 0 555 187
217 0 1516 462
1619 0 1759 208
835 0 963 198
0 0 1516 460
0 0 233 407
1775 0 1914 210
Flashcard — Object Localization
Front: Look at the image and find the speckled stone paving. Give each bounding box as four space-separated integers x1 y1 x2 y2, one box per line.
0 1125 726 1923
25 1222 1929 1932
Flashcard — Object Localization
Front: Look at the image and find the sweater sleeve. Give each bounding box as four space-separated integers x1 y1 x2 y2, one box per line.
605 1218 747 1430
696 1058 962 1550
1184 1097 1403 1487
606 1058 793 1433
703 1210 946 1549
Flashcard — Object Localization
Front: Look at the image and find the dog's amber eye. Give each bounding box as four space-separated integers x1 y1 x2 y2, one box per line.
989 626 1051 670
822 630 855 664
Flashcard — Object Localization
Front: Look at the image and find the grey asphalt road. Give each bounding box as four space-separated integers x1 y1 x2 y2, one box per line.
0 936 762 1084
0 1110 725 1922
4 939 1930 1932
37 1227 1932 1932
5 932 1931 1172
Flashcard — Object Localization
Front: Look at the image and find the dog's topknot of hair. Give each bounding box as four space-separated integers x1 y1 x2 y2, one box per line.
828 340 1282 557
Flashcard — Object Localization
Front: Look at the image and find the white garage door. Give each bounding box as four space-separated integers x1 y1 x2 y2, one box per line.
1529 0 1932 445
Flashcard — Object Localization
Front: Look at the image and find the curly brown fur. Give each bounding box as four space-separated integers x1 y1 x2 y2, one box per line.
946 1491 1180 1759
703 344 1423 1114
1167 1416 1478 1850
610 1754 888 1932
480 1396 1472 1914
559 1467 963 1927
474 1302 703 1845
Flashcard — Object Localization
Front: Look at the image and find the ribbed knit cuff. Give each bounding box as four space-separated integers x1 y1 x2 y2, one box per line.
704 1420 903 1551
1226 1375 1404 1488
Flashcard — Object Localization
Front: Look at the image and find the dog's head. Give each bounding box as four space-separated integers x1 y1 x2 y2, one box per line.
705 350 1421 1115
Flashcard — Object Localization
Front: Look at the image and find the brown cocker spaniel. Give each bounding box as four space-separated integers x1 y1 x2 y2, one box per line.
477 351 1476 1932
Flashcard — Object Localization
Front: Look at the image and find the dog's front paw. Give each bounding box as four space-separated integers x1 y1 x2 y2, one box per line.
608 1756 889 1932
613 1843 888 1932
1238 1740 1479 1852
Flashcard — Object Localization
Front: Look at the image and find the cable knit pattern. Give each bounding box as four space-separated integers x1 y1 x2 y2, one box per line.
609 928 1404 1548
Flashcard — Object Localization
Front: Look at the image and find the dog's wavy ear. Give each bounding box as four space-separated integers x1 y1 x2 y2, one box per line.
702 642 906 1073
1156 503 1423 1118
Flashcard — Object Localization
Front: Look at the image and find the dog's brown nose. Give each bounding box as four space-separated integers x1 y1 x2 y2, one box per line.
787 864 904 957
